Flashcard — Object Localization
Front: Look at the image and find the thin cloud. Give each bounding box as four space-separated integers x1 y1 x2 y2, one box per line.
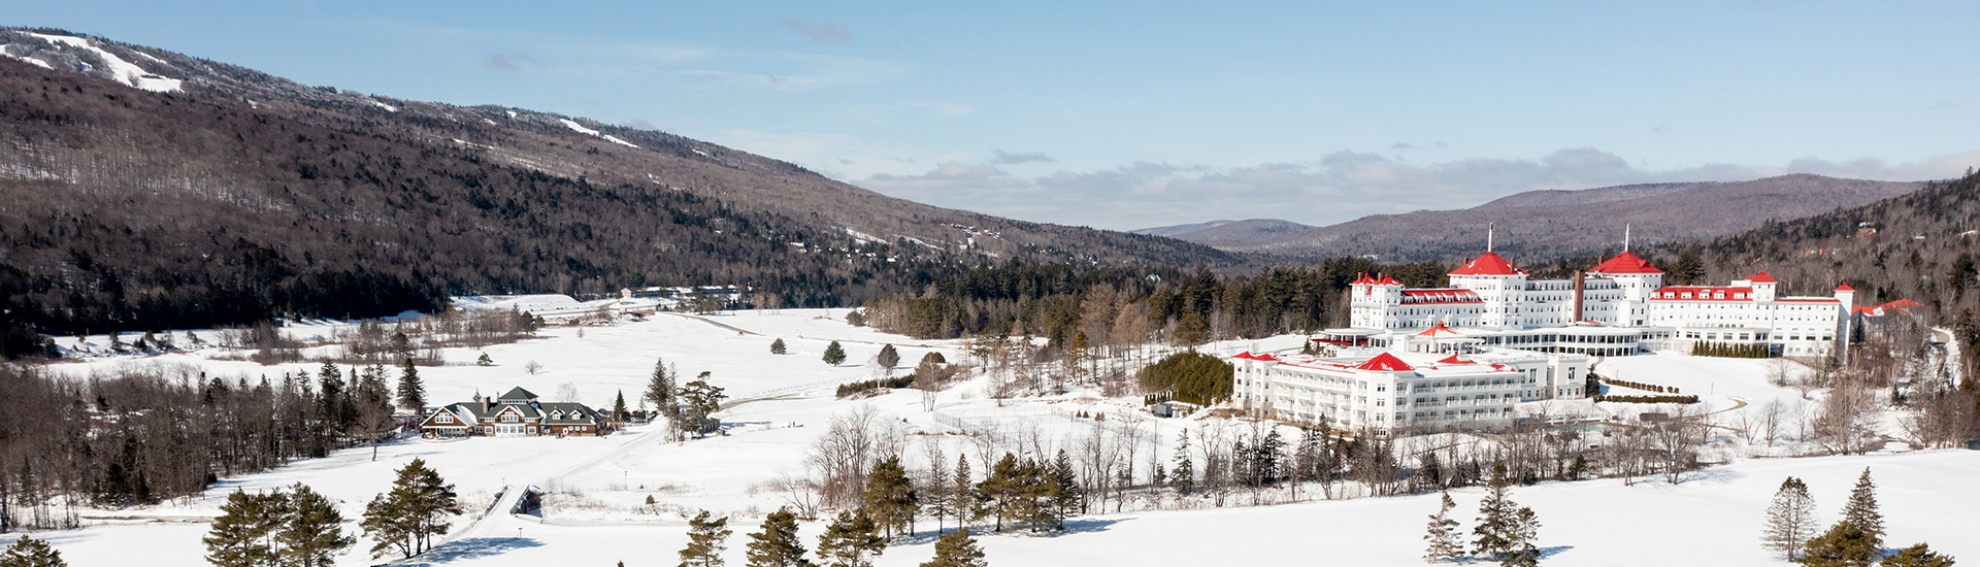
779 19 851 43
990 150 1056 165
479 52 545 72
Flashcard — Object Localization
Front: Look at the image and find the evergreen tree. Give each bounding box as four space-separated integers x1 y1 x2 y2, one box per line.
395 358 426 412
1170 430 1195 496
815 509 885 567
1878 544 1954 567
862 455 919 540
277 483 355 567
918 528 987 567
612 390 631 430
645 357 678 417
204 489 289 567
952 455 978 530
1046 450 1082 530
976 454 1024 532
680 510 733 567
0 535 67 567
361 458 461 559
744 508 812 567
1765 477 1821 561
1473 469 1540 566
1841 468 1885 552
1423 491 1464 563
823 342 848 366
1801 523 1881 567
475 352 493 366
771 338 788 355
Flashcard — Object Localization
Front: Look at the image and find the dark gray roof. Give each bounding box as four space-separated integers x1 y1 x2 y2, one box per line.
498 387 538 402
539 402 601 425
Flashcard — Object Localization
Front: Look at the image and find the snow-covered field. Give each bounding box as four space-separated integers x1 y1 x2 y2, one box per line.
6 309 1975 566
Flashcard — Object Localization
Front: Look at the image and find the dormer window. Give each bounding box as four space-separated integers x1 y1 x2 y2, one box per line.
437 413 453 424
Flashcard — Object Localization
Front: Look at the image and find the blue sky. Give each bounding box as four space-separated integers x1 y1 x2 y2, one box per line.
9 1 1980 230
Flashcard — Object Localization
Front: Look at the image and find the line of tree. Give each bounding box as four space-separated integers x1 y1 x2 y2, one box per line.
1691 342 1772 358
0 361 409 530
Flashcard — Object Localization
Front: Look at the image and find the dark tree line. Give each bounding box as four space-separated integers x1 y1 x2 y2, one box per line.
0 361 403 531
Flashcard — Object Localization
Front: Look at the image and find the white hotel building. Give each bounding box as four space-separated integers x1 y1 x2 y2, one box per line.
1329 250 1854 359
1234 247 1856 432
1231 348 1591 432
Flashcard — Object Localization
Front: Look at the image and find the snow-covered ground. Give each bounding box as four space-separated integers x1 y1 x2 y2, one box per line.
7 310 1974 566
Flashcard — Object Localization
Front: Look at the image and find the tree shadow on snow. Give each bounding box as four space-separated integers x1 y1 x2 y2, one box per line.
1539 545 1575 559
895 518 1131 545
393 536 543 565
1678 465 1745 486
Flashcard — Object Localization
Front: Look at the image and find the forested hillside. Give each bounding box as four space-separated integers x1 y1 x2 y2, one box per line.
858 258 1449 348
1650 170 1980 353
1200 175 1923 261
0 29 1230 356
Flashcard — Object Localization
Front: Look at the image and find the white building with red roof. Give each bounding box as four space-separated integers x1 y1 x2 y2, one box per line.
1231 348 1591 432
1335 247 1854 358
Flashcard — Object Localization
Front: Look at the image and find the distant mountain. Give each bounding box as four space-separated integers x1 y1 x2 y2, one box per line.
1182 175 1924 262
0 27 1231 339
1132 218 1316 245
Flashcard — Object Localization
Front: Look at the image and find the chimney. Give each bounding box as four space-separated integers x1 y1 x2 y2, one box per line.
1571 270 1586 323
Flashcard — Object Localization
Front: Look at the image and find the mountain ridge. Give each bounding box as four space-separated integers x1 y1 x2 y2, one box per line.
0 27 1231 340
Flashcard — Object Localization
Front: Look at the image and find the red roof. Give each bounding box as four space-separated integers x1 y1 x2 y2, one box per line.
1746 272 1777 284
1589 251 1663 275
1232 351 1254 360
1351 273 1374 285
1377 274 1400 285
1834 283 1855 292
1885 298 1923 311
1252 353 1279 362
1401 289 1483 304
1355 352 1415 372
1650 286 1756 302
1449 252 1526 276
1435 353 1471 364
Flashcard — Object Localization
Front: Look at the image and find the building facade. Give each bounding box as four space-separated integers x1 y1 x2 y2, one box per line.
419 387 608 438
1339 250 1852 358
1231 349 1590 433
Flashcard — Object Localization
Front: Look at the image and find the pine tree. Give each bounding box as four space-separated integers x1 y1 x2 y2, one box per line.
362 458 461 559
395 358 426 412
815 509 885 567
771 338 788 355
1801 523 1880 567
1472 468 1540 565
1170 430 1195 496
877 344 901 375
824 342 848 366
976 454 1024 533
1841 468 1885 552
0 535 67 567
1878 544 1954 567
918 528 987 567
680 510 733 567
745 508 812 567
204 489 289 567
646 357 678 418
475 352 493 366
1046 450 1082 530
1764 477 1821 561
612 390 631 430
1424 491 1464 563
277 483 355 567
952 455 978 530
862 455 919 540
